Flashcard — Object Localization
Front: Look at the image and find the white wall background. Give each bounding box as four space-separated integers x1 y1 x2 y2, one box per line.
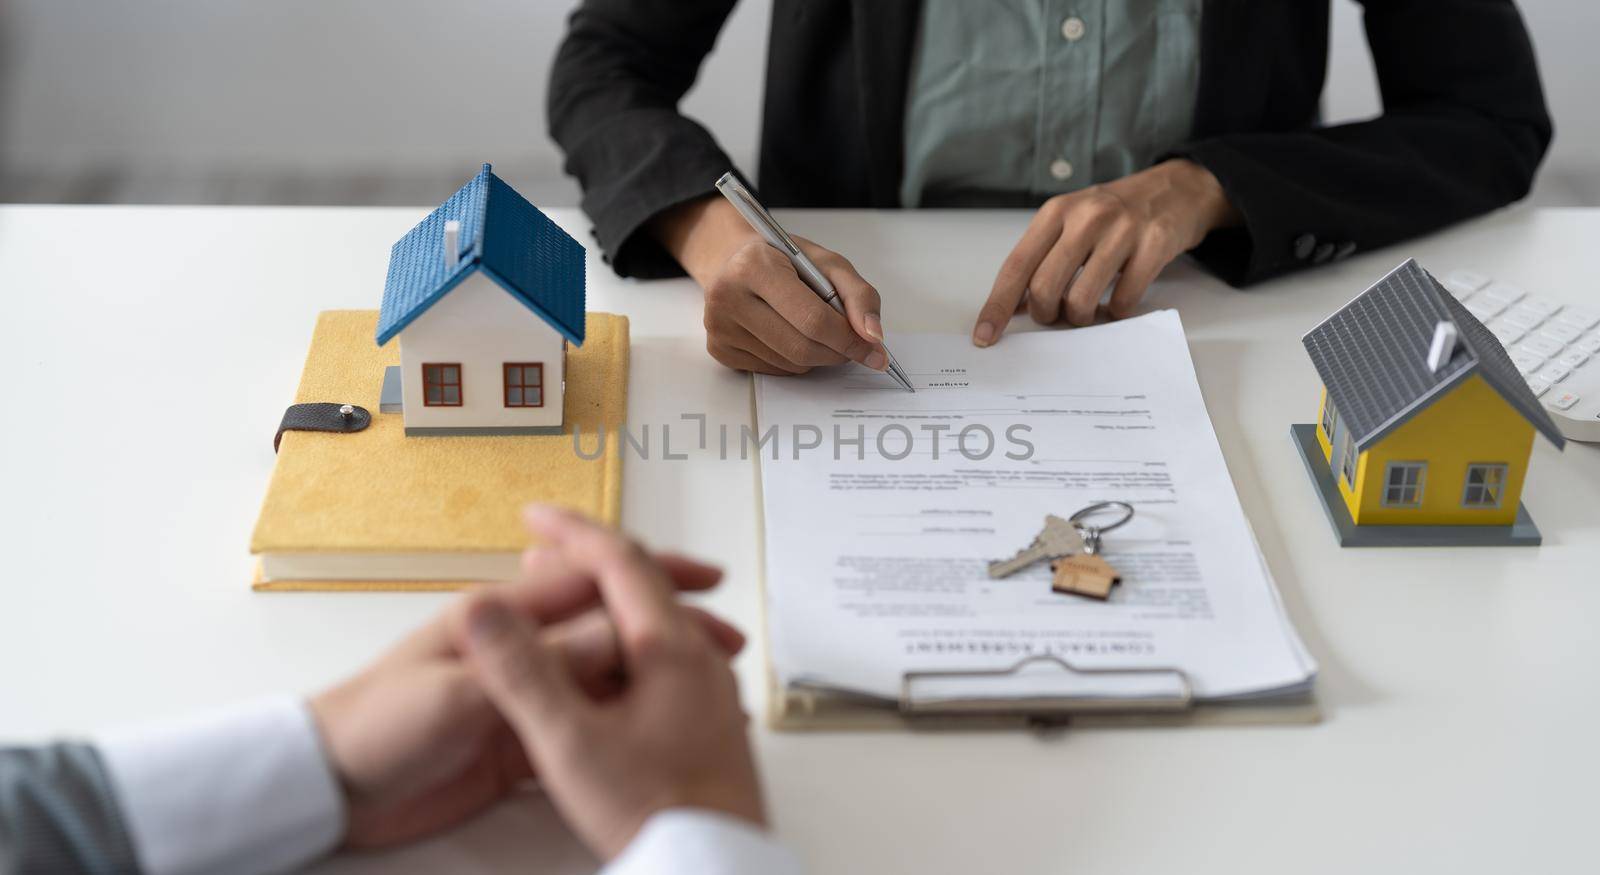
0 0 1594 206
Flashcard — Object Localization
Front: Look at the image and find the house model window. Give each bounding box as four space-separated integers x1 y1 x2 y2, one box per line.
1381 461 1426 507
1321 398 1338 438
1339 432 1357 487
504 363 544 408
422 363 463 407
1461 463 1508 508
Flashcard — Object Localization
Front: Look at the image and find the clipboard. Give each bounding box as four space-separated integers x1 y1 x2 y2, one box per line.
763 653 1320 731
749 385 1320 732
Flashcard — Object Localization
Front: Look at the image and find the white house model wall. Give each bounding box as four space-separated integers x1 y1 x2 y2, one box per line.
398 272 566 432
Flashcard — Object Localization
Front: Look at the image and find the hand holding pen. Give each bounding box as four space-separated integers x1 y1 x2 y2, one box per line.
647 174 912 389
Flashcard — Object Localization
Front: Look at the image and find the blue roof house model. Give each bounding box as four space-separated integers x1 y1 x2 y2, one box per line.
375 164 586 436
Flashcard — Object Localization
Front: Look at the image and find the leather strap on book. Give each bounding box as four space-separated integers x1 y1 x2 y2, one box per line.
275 403 371 452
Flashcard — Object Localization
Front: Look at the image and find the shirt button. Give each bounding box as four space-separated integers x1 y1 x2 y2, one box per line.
1060 16 1086 42
1049 159 1074 181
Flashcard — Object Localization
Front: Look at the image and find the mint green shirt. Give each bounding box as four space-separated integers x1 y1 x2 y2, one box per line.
901 0 1202 208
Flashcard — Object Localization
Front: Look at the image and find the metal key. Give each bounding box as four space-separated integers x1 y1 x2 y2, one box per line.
988 515 1085 578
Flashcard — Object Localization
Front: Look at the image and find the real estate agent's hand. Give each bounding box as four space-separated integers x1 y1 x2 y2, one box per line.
462 505 767 861
308 534 744 850
654 194 889 376
972 158 1241 345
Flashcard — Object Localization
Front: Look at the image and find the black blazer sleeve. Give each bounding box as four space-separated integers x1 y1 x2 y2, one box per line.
547 0 740 279
1170 0 1552 287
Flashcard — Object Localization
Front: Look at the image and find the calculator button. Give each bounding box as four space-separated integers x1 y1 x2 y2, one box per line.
1500 306 1549 330
1518 336 1565 357
1510 350 1546 374
1537 364 1572 384
1579 334 1600 354
1557 349 1591 369
1521 295 1562 316
1510 339 1561 359
1525 377 1551 397
1538 322 1583 345
1466 298 1508 320
1443 280 1477 300
1446 269 1492 291
1547 390 1580 411
1487 321 1526 346
1556 307 1600 330
1482 282 1526 305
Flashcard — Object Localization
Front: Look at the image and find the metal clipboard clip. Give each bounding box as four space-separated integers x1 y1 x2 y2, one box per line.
900 655 1194 720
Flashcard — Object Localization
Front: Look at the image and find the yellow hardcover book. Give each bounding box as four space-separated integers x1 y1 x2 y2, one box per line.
250 309 628 591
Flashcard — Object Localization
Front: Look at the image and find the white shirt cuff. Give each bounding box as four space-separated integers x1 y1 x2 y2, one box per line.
601 808 802 875
92 695 346 875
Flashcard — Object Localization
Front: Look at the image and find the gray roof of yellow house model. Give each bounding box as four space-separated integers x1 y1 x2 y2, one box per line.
1302 258 1565 452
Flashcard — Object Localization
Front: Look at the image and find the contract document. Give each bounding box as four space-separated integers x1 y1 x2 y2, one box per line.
754 310 1316 708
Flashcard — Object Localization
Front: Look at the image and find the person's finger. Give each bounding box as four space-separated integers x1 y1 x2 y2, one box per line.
704 260 809 374
655 553 724 590
719 243 839 367
1022 246 1072 326
555 602 743 666
1065 226 1136 326
516 547 723 601
794 238 887 367
491 723 537 785
1025 277 1063 326
974 206 1061 346
682 605 747 655
710 330 806 375
488 546 724 642
739 292 850 369
1106 237 1168 320
545 608 628 698
546 604 746 699
400 549 598 659
462 596 588 744
724 320 814 374
1025 234 1091 325
523 506 689 660
756 277 882 370
713 343 804 376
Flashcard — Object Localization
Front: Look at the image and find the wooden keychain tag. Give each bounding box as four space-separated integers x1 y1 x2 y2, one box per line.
1050 501 1134 600
1051 553 1122 600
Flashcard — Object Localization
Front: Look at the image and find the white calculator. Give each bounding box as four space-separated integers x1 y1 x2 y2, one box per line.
1442 268 1600 442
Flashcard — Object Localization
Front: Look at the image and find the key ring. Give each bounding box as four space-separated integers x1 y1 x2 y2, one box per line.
1068 501 1134 555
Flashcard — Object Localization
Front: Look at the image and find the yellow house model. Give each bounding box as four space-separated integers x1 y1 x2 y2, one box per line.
1295 259 1564 546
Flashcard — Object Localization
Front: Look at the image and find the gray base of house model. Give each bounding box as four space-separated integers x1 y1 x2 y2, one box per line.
1290 424 1542 547
379 366 564 436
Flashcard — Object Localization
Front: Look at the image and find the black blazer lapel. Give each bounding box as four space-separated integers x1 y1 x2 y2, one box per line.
851 0 921 206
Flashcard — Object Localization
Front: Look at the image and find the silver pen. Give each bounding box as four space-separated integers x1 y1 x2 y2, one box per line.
714 172 915 391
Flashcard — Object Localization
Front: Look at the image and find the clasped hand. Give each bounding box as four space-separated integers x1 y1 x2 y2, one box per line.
309 506 762 860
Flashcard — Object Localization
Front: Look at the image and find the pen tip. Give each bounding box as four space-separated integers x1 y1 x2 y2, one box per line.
882 356 914 391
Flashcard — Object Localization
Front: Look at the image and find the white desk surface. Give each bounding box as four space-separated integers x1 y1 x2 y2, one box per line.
1 204 1597 874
